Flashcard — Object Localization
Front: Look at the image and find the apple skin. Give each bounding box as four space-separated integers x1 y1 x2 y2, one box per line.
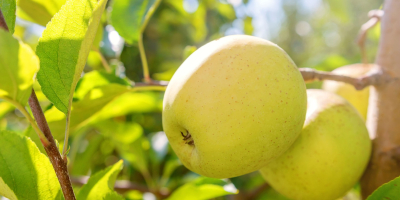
259 89 371 200
162 35 307 178
322 64 373 120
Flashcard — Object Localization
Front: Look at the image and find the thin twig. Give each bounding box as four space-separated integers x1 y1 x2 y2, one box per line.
138 35 151 83
138 0 162 83
29 90 76 200
62 112 71 163
134 80 169 87
300 67 383 90
95 49 112 72
357 10 384 64
1 96 50 145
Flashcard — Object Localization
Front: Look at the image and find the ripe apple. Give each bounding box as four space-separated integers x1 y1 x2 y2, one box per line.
322 63 373 120
259 89 371 200
162 35 307 178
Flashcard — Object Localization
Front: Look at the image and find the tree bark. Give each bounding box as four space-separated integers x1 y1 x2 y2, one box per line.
29 90 76 200
361 0 400 197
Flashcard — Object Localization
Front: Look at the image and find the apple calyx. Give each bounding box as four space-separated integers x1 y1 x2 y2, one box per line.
181 130 194 146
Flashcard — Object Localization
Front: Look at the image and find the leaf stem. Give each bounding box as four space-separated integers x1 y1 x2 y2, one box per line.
19 105 50 146
2 96 50 146
138 0 162 83
138 35 151 83
95 49 112 72
62 111 71 162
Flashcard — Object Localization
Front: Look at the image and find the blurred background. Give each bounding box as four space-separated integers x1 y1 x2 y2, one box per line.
0 0 382 199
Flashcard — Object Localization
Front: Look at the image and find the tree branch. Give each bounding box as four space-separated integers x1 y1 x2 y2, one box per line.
357 10 383 64
134 80 169 87
29 90 76 200
299 67 385 90
0 9 76 200
361 0 400 198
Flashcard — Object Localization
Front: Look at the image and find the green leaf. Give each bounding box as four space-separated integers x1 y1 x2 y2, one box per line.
0 130 61 200
167 177 238 200
90 91 163 122
102 191 124 200
116 136 149 177
74 70 129 100
45 84 130 140
36 0 108 114
160 157 181 186
326 0 350 23
0 0 16 33
0 29 39 106
110 0 157 44
0 101 14 119
93 120 143 144
17 0 66 26
77 160 124 200
71 134 104 175
0 178 17 200
367 176 400 200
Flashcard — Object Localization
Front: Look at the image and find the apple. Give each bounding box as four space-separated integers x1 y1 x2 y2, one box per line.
162 35 307 178
322 63 373 120
259 89 371 200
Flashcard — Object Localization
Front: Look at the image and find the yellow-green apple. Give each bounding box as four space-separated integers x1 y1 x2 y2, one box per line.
260 89 371 200
162 35 307 178
322 63 374 120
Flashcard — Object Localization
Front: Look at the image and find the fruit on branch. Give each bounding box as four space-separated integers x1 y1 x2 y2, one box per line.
259 89 371 200
322 63 374 120
162 35 307 178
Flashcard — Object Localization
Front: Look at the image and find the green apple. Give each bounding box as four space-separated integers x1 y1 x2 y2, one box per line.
162 35 307 178
260 89 371 200
322 63 373 120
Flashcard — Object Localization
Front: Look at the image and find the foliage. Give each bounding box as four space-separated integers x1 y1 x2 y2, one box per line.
367 177 400 200
0 130 62 200
0 0 15 33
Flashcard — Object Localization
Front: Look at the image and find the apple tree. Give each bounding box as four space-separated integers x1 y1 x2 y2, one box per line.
0 0 399 199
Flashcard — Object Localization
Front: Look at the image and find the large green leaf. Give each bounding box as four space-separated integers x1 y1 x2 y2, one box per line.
0 130 61 200
44 84 130 140
167 177 238 200
93 120 143 145
74 70 129 100
0 29 39 106
110 0 158 44
367 176 400 200
89 91 163 122
76 160 124 200
0 0 16 33
36 0 108 114
17 0 65 26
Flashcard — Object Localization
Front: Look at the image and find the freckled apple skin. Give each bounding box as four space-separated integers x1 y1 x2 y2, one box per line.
322 63 374 120
162 35 307 178
260 89 371 200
